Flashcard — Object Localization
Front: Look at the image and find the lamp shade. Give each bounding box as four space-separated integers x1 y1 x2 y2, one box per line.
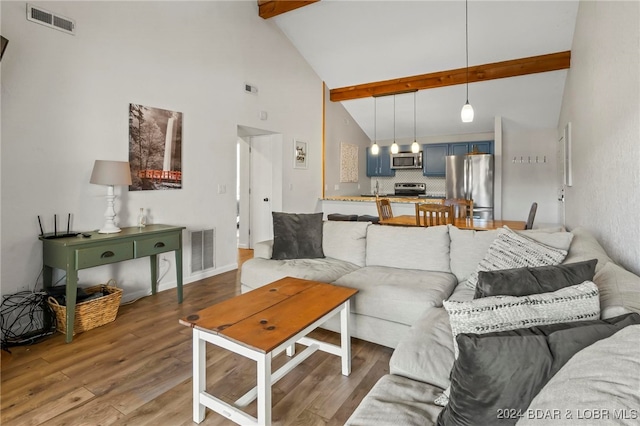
461 102 474 123
371 142 379 155
90 160 132 186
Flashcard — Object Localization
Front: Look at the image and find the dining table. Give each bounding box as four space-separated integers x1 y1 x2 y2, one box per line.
378 215 527 231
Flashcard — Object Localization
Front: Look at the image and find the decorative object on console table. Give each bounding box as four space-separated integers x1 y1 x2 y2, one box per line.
137 207 147 228
90 160 132 234
294 139 308 169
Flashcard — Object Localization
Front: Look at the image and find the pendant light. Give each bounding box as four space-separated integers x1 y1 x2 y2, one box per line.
461 0 474 123
411 92 420 153
391 95 399 154
371 97 379 155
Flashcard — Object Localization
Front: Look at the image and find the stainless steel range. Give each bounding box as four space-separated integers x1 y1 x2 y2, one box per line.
394 183 426 197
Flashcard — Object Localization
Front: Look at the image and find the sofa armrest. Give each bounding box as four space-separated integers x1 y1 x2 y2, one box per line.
253 239 273 259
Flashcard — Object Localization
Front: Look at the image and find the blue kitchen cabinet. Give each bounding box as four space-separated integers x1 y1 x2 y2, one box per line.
366 146 395 177
422 144 449 177
449 141 494 155
423 141 494 177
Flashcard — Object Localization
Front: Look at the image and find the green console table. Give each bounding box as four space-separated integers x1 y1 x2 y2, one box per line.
40 224 185 343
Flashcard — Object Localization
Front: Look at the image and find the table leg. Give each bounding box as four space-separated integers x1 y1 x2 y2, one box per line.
340 299 352 376
43 265 53 289
256 352 272 426
193 329 206 423
65 270 78 344
150 254 158 295
286 344 295 357
175 248 183 303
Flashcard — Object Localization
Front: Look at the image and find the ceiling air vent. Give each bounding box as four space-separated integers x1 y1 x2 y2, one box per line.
26 4 75 35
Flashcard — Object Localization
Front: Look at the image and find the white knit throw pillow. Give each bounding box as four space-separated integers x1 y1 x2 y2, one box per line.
465 226 568 290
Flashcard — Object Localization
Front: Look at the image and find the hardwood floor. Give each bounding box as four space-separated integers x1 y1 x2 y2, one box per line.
1 251 392 425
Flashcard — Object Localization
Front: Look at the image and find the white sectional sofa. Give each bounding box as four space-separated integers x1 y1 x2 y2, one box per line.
240 221 640 425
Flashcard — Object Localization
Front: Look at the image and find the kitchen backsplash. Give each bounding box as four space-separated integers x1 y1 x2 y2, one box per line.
369 170 446 196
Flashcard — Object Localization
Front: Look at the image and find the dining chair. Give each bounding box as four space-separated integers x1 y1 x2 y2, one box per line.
376 197 394 220
444 198 474 219
525 202 538 229
415 203 453 227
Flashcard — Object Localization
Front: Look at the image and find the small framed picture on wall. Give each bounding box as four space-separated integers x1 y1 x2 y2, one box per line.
293 139 308 169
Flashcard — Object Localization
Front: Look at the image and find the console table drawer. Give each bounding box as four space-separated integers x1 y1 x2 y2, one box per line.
76 242 134 269
135 233 180 257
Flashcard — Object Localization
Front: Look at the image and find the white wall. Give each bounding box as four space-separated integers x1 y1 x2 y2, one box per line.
501 120 559 226
0 1 323 298
323 84 371 198
559 0 640 275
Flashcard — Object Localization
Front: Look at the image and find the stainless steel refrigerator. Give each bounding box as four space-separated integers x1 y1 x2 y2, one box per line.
445 154 494 220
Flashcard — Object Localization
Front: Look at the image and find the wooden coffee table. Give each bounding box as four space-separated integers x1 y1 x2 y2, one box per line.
179 277 358 426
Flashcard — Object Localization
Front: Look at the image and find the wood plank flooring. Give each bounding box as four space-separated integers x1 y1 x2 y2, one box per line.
1 250 392 425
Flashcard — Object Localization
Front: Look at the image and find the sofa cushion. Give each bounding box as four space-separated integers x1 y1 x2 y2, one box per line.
366 225 451 273
271 212 324 260
240 257 359 290
465 227 570 290
449 226 574 284
345 374 444 426
448 227 499 283
474 259 598 298
437 314 640 426
562 226 612 272
593 261 640 319
253 239 274 259
390 308 455 389
334 266 457 326
518 324 640 426
322 221 369 267
444 281 601 359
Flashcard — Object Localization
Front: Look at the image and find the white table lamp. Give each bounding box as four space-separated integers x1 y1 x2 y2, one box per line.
90 160 132 233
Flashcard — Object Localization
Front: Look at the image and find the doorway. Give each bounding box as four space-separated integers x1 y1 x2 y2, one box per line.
237 126 283 249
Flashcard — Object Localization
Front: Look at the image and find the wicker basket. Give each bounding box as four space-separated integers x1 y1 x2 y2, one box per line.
47 279 122 336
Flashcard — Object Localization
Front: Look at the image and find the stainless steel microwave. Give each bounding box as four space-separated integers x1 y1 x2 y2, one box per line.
391 151 423 169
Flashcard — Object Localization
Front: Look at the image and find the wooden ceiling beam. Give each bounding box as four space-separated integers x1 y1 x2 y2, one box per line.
258 1 320 19
329 51 571 102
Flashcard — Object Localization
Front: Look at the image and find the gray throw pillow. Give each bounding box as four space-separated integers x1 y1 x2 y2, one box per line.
436 313 640 426
271 212 325 260
474 259 598 299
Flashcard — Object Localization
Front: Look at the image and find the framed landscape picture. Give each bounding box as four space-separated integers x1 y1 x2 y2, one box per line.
129 103 183 191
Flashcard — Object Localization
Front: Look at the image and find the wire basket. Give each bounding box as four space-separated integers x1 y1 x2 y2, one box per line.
47 279 122 336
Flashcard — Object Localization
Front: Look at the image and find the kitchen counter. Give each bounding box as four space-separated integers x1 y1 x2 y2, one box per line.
323 196 445 204
321 196 445 219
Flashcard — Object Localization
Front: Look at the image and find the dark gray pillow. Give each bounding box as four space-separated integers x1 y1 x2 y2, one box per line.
436 313 640 426
271 212 325 260
474 259 597 298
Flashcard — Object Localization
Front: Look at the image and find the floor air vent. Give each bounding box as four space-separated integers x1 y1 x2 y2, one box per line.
191 229 215 273
27 4 75 35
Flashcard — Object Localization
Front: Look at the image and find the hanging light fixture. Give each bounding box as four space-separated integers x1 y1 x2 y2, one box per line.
371 97 379 155
391 95 399 154
411 91 420 153
461 0 474 123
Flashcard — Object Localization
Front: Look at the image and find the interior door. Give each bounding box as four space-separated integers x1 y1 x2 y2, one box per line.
250 135 275 247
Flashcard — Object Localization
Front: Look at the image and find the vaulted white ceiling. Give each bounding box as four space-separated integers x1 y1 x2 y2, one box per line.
272 0 579 140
